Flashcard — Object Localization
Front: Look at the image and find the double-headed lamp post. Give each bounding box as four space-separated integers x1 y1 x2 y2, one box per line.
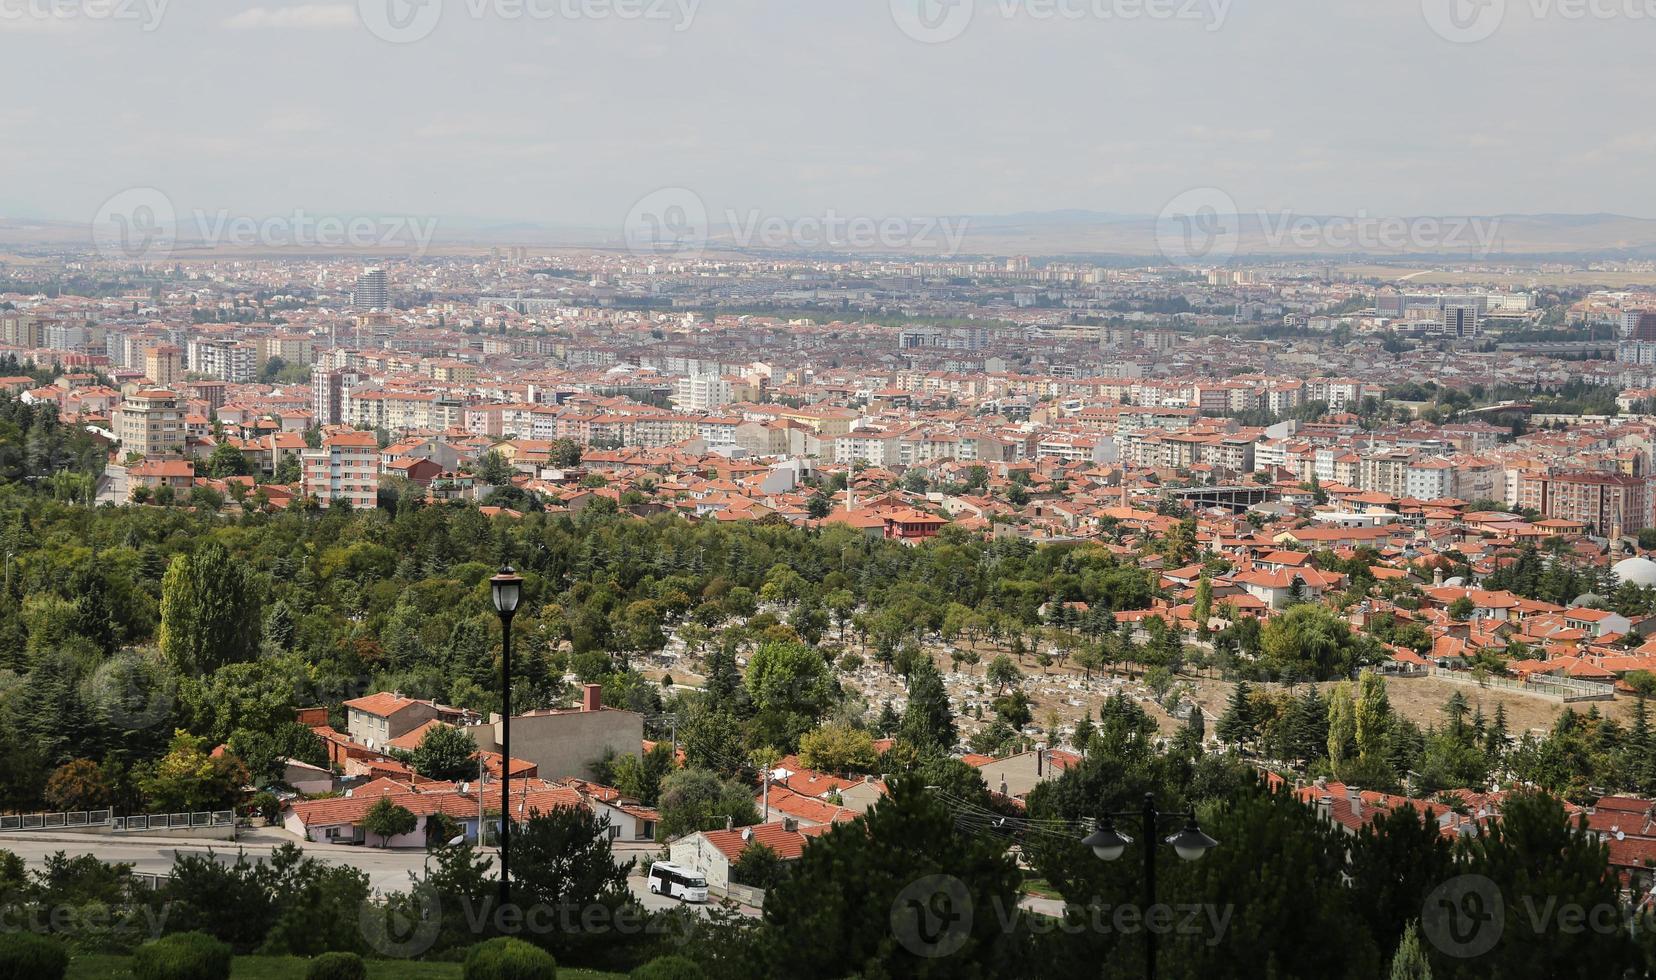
490 565 522 911
1079 793 1218 980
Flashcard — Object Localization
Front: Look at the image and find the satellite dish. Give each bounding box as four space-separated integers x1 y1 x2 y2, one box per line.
1617 830 1627 841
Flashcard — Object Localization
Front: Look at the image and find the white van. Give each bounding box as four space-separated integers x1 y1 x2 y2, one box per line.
647 861 709 903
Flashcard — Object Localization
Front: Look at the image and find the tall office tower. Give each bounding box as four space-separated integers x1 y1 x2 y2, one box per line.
353 268 389 310
1441 305 1481 339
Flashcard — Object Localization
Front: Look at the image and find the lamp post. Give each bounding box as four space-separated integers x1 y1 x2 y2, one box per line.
490 565 522 911
1079 793 1218 980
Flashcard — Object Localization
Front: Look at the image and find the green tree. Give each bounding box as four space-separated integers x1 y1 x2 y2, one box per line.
509 802 641 963
140 731 248 812
1215 680 1256 748
899 658 956 752
409 723 478 782
657 768 758 840
761 778 1023 979
206 440 250 478
361 796 417 848
159 543 263 674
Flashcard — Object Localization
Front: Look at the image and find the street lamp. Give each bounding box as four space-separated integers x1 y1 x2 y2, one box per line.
490 564 522 911
1081 793 1217 980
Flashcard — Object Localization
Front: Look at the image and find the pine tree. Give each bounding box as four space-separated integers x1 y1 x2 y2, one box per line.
1485 702 1510 758
1387 921 1433 980
1072 710 1096 754
874 700 901 737
1215 680 1255 748
1292 686 1329 765
899 659 956 752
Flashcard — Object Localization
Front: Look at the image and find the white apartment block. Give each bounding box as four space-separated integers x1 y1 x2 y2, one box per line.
301 431 380 509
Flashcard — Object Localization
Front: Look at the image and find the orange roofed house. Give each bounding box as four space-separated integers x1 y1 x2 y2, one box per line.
667 820 829 892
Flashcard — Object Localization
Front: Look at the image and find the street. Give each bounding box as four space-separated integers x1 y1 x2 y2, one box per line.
0 829 694 913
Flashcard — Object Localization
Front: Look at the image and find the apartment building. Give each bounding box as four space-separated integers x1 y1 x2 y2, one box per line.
188 339 257 382
143 345 183 385
117 389 186 458
1518 471 1651 535
301 430 380 509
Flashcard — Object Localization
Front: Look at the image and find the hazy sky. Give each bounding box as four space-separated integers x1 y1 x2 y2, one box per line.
4 0 1653 239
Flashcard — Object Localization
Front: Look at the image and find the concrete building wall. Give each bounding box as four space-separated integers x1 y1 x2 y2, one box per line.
467 704 642 784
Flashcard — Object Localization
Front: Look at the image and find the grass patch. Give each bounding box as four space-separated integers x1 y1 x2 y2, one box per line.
68 954 625 979
1020 875 1063 900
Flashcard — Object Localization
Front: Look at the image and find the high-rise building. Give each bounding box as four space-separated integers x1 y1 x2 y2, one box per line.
143 345 183 385
1441 305 1481 339
1618 313 1656 364
311 369 358 426
353 269 389 311
118 389 186 458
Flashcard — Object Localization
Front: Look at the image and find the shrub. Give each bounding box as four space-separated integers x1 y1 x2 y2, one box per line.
630 955 706 980
248 791 281 823
462 936 557 980
132 931 232 980
305 951 368 980
0 931 70 980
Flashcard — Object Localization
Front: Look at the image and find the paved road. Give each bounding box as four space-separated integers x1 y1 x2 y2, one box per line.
0 830 693 914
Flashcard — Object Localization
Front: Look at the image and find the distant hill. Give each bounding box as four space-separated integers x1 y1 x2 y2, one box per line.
5 210 1656 260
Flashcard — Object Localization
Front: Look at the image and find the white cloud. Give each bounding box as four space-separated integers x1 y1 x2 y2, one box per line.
222 4 355 29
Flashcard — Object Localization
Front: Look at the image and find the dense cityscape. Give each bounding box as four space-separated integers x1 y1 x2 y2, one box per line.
9 0 1656 977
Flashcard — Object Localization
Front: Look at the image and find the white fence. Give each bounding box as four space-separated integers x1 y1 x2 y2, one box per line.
0 809 112 831
113 811 235 832
1429 666 1616 702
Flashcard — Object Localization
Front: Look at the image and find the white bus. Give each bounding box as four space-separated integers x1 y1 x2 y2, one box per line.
647 861 708 903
